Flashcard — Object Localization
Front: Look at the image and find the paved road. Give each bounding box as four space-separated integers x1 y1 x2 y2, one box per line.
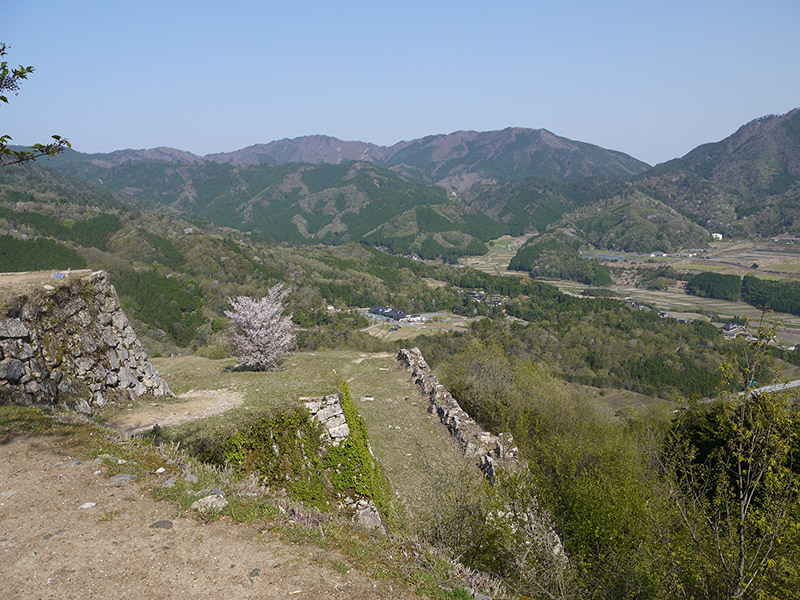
749 379 800 395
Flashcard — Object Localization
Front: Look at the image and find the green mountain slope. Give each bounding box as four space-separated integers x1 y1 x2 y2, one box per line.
33 158 484 247
637 109 800 236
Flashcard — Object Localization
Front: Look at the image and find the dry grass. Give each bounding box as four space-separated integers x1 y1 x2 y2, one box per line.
149 351 470 518
0 269 91 311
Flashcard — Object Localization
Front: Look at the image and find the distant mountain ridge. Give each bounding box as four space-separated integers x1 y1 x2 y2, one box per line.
8 109 799 262
48 127 652 192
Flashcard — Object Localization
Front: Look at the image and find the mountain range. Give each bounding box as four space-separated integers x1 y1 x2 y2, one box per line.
46 126 651 191
4 109 799 261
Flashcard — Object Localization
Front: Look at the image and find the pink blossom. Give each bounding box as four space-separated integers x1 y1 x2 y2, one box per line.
224 284 295 371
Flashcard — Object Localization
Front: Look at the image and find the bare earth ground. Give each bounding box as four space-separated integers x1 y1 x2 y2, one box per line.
0 433 414 600
0 269 92 308
106 389 246 434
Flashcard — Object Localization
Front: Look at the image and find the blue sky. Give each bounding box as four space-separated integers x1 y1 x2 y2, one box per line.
3 1 799 165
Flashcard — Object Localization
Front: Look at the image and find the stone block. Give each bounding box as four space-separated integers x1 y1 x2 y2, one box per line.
316 405 343 423
327 423 351 440
106 348 120 370
0 319 29 339
112 311 128 331
190 494 228 513
18 343 35 361
101 328 118 348
0 359 25 381
74 357 96 376
0 339 19 358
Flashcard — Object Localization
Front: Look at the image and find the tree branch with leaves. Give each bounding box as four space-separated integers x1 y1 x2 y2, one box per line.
0 43 70 166
657 312 799 599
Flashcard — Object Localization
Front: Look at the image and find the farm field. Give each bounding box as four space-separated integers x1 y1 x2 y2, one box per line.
360 311 476 341
633 241 800 280
460 234 532 277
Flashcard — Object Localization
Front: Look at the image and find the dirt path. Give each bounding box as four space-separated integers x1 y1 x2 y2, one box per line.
352 352 394 364
0 434 415 600
106 389 246 434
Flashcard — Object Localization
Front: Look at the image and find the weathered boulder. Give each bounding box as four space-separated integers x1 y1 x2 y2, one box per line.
0 358 25 381
191 494 228 513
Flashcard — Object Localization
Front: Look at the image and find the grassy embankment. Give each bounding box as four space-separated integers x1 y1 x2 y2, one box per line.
148 351 471 518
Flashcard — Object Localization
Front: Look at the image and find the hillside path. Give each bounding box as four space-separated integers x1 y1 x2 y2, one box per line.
0 433 414 600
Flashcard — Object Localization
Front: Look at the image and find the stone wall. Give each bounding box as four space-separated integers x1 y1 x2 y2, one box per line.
0 270 170 412
302 393 385 533
301 394 350 446
398 347 568 574
397 347 518 483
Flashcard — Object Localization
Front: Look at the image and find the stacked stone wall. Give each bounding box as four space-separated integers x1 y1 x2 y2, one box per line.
397 347 518 483
398 347 568 573
302 393 384 533
0 270 170 412
301 394 350 446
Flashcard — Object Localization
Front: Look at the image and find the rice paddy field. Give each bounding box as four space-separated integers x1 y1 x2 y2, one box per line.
460 234 532 277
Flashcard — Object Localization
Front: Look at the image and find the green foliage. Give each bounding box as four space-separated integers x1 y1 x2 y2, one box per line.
687 271 800 316
140 231 184 269
509 233 612 285
222 381 394 521
686 271 742 300
224 406 331 509
741 274 800 316
573 193 711 253
460 293 725 399
439 342 662 597
0 234 86 271
661 393 799 598
112 269 204 347
637 265 687 290
324 381 395 521
0 207 122 250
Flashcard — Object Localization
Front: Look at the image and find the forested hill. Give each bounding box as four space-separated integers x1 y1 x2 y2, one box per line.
635 109 800 237
18 109 800 261
0 161 503 261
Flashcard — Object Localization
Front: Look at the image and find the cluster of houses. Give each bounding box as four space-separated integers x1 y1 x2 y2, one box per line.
722 322 746 337
368 306 424 322
625 298 671 319
461 289 506 307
